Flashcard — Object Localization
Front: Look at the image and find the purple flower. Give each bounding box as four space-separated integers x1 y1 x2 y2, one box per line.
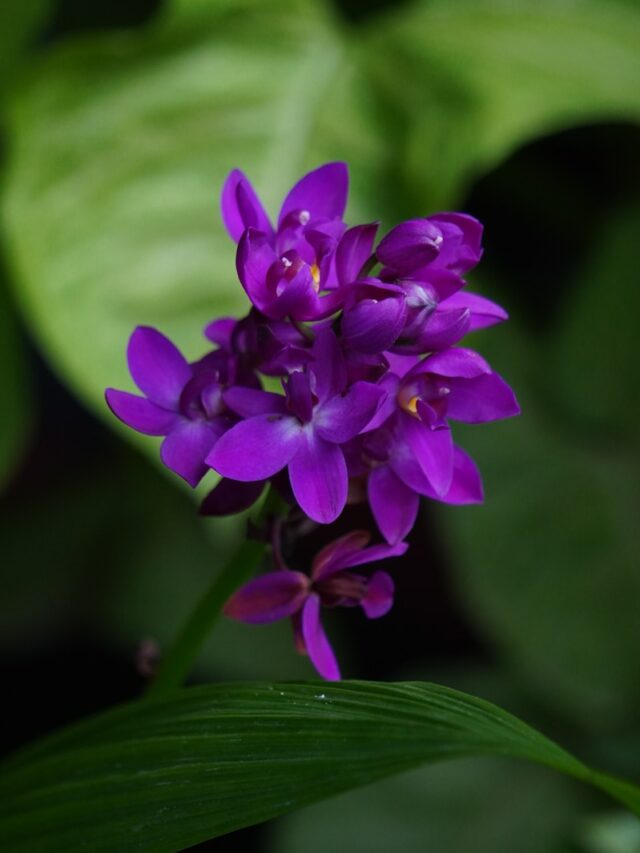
347 426 484 544
390 347 520 497
222 163 350 320
206 328 385 523
376 212 483 277
224 530 407 679
105 326 238 487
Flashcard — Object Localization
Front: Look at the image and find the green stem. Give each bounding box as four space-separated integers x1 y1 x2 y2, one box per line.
147 537 265 699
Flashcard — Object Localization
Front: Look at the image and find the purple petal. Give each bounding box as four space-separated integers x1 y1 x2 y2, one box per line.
334 540 408 571
397 307 470 353
369 465 419 544
422 446 484 504
207 414 303 481
221 169 274 243
335 223 378 285
224 571 308 624
127 326 191 409
419 347 491 380
200 478 266 516
376 219 442 275
105 389 177 435
361 571 395 619
301 594 341 680
204 317 236 348
314 381 386 444
400 413 454 496
278 162 348 227
429 213 483 275
267 257 319 319
446 373 520 423
285 371 314 423
311 531 371 581
311 327 347 402
160 419 225 487
288 429 348 523
342 296 407 354
443 291 508 331
223 386 287 417
236 228 277 312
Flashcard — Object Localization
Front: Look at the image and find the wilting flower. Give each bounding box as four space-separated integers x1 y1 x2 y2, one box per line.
224 531 407 679
105 326 240 486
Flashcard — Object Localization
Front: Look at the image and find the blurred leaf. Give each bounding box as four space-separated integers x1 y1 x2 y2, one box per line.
365 0 640 209
1 681 639 851
0 283 31 490
444 314 640 728
578 812 640 853
552 204 640 441
274 758 583 853
2 0 385 439
273 664 588 853
0 0 49 101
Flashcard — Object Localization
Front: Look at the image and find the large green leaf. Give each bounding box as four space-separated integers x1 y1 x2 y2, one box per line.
1 0 384 435
364 0 640 209
1 681 639 852
0 282 31 490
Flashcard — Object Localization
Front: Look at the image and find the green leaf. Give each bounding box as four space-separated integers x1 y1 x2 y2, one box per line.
0 282 32 490
1 681 639 851
552 203 640 441
1 0 384 437
364 0 640 209
442 313 640 727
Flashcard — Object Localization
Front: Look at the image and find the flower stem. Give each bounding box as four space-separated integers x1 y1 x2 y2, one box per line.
146 489 286 699
146 538 265 699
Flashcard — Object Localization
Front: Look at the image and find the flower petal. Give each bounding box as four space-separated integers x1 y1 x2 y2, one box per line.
207 414 303 481
105 389 177 435
301 594 341 680
335 223 378 285
400 413 454 496
236 228 277 312
127 326 192 409
223 386 287 417
418 347 491 380
421 446 484 504
342 296 407 354
397 307 470 353
278 162 348 227
311 531 371 581
443 291 508 330
315 381 386 444
361 571 395 619
221 169 274 243
369 465 419 545
160 419 226 487
376 219 442 275
334 540 408 571
204 317 236 348
429 212 483 275
446 373 520 423
288 429 348 524
200 478 266 516
311 327 347 402
224 571 308 624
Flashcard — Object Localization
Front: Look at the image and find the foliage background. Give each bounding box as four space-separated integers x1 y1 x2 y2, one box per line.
0 0 639 850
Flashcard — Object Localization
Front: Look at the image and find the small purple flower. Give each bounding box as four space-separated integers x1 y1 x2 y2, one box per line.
392 347 520 496
206 328 385 523
105 326 238 487
224 530 407 679
346 426 484 544
222 163 350 320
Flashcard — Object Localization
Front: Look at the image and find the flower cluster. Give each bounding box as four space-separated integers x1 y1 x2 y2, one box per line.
106 162 519 679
